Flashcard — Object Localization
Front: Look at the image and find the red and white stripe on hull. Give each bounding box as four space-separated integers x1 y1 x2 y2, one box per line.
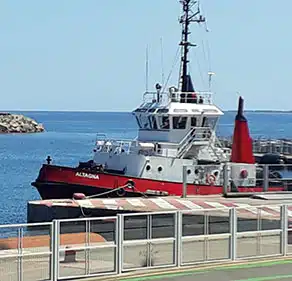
33 164 284 199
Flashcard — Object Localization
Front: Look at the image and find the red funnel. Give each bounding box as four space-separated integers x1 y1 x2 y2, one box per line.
230 97 255 164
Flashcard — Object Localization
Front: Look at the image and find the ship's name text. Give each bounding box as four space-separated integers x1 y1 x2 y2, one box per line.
75 172 99 180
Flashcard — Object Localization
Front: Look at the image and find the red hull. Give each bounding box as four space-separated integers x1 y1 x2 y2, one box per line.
31 164 285 199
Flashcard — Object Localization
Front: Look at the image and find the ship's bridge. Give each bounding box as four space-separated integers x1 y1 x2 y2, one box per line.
132 88 223 143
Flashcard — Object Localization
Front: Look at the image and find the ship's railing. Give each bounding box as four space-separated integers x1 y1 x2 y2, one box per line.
170 91 213 105
142 91 170 106
95 137 179 158
181 163 292 197
209 135 231 162
177 126 212 158
95 134 138 154
142 91 213 106
252 139 292 155
218 137 292 157
95 138 175 157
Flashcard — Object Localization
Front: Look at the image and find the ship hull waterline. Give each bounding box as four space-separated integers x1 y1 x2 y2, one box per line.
31 164 286 200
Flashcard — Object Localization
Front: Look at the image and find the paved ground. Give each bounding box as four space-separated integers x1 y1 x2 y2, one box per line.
115 259 292 281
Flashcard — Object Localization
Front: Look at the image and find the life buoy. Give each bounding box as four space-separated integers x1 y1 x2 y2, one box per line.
206 174 216 185
240 169 248 178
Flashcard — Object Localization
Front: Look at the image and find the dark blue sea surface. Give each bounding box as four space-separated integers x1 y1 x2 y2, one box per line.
1 110 292 225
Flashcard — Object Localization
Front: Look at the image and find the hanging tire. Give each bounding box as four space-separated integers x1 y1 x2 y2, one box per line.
116 188 126 197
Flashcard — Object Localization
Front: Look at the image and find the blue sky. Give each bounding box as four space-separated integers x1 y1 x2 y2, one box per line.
0 0 291 111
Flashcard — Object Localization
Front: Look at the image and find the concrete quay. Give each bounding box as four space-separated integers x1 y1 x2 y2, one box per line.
24 194 292 245
27 194 292 223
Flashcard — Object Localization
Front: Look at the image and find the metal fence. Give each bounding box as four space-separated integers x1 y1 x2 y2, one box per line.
181 164 292 197
0 222 53 281
1 205 292 281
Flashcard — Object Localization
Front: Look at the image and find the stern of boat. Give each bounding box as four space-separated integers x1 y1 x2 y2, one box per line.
229 163 256 187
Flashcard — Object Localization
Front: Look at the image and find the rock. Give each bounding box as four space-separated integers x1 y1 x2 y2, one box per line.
0 113 45 134
0 123 9 133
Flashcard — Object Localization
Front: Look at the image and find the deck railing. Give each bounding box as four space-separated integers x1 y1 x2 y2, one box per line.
177 126 212 158
219 137 292 156
142 91 213 106
95 133 138 154
181 163 292 197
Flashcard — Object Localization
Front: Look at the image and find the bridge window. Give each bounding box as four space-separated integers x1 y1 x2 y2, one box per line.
150 116 158 129
157 108 169 114
148 116 158 129
202 117 207 127
173 116 187 129
158 116 169 129
191 117 197 127
140 115 150 129
202 117 218 129
208 117 218 129
135 116 142 129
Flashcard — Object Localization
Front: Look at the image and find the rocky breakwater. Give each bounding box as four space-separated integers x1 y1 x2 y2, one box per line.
0 112 45 133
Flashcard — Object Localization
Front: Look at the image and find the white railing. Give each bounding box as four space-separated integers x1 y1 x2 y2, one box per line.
170 91 213 105
252 139 292 155
181 163 292 197
142 91 213 106
95 133 137 154
0 205 291 280
177 127 212 158
219 137 292 156
142 92 170 105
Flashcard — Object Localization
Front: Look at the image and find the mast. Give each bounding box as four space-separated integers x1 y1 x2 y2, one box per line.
179 0 206 92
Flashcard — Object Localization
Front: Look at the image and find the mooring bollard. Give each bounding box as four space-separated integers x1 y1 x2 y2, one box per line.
182 166 187 198
63 246 77 263
263 165 269 192
223 163 229 195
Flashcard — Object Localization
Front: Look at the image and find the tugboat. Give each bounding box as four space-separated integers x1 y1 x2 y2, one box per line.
32 0 284 199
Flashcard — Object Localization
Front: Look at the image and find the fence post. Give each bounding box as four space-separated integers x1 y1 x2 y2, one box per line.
18 227 23 281
85 220 90 275
281 205 288 256
176 211 182 267
117 214 123 275
182 166 187 198
147 214 152 267
229 208 237 261
52 220 60 281
223 163 229 195
263 165 269 192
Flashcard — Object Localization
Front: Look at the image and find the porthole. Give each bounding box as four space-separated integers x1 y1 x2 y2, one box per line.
158 166 163 172
194 169 199 175
146 165 151 171
187 169 191 175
